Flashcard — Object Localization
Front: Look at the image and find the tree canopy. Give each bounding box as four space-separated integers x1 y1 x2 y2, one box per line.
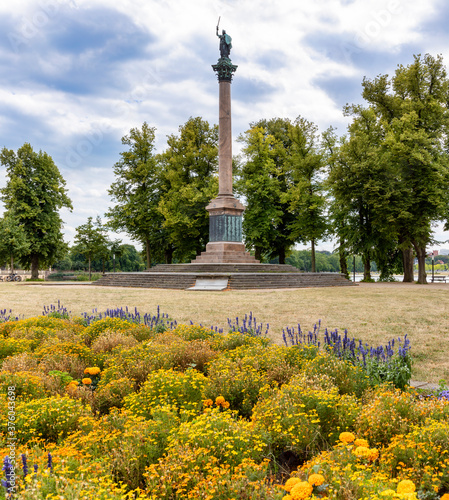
0 143 72 278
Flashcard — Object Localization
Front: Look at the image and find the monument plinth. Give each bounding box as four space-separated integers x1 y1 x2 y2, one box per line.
193 29 258 264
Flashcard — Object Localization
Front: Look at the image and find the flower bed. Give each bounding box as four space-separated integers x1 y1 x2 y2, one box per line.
0 305 447 499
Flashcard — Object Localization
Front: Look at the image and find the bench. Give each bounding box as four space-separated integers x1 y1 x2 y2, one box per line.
432 276 447 283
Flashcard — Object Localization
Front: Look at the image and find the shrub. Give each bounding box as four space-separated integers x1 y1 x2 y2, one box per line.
301 351 370 397
83 318 139 345
0 338 33 361
11 396 87 443
0 370 47 400
167 407 268 468
380 419 449 496
144 451 284 500
172 323 216 341
251 384 323 463
1 352 40 373
355 386 427 447
204 356 269 418
90 377 135 415
123 368 207 418
91 331 138 353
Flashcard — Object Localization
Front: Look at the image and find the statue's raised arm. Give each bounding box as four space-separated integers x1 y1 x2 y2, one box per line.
216 24 232 59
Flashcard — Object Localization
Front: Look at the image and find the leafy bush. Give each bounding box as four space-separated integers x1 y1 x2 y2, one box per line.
123 368 207 418
11 396 87 443
91 377 135 415
0 370 47 400
167 407 267 467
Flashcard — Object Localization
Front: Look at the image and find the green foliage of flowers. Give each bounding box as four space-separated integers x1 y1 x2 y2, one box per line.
167 407 268 467
1 310 449 499
0 337 33 360
0 370 47 400
83 318 140 345
10 396 87 443
123 368 207 418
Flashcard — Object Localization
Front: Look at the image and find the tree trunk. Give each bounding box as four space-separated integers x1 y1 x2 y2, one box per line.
363 254 372 281
165 247 174 265
413 244 427 284
88 256 92 281
311 239 316 272
402 246 414 282
10 254 14 274
339 243 349 279
145 239 151 269
279 246 286 265
255 246 262 262
30 254 39 280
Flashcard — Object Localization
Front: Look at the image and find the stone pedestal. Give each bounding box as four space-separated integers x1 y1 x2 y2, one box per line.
192 57 258 264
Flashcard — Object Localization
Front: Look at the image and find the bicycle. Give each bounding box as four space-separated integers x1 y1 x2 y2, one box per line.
5 274 22 282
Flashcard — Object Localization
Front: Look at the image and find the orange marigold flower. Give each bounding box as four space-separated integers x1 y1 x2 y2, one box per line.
290 481 313 499
282 496 293 500
284 477 302 492
339 432 355 444
354 438 369 448
203 399 213 407
83 368 90 375
87 367 101 375
397 480 416 494
368 448 379 461
82 378 92 385
308 473 325 486
215 396 225 406
222 401 230 409
440 494 449 500
353 446 370 459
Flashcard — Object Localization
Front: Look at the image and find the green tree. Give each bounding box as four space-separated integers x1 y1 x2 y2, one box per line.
73 216 109 280
236 118 296 263
157 117 219 262
106 122 166 268
284 117 329 272
0 143 72 279
0 214 29 272
360 53 449 283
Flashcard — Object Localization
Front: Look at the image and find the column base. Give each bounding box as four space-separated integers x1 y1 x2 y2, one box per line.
192 242 259 264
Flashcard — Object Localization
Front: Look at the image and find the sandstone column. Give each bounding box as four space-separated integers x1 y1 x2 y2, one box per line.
192 55 258 263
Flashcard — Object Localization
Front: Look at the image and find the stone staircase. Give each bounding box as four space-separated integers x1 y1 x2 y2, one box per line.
95 266 355 290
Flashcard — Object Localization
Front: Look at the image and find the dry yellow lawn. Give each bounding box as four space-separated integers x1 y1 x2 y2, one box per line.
1 281 448 384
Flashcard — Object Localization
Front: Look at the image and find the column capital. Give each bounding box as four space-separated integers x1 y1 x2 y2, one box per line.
212 57 238 82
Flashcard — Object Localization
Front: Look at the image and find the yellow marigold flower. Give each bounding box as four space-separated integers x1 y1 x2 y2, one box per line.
308 473 325 486
339 432 355 444
82 378 92 385
87 367 101 375
283 496 293 500
203 399 213 407
290 481 313 499
215 396 225 406
354 438 369 448
368 448 379 461
284 477 302 492
380 489 396 496
397 480 416 494
353 446 370 459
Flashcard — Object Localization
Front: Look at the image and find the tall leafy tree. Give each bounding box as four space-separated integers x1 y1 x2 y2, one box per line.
0 214 29 272
236 118 296 263
106 122 166 268
0 143 72 279
157 117 219 262
284 117 329 272
73 216 109 280
360 53 449 283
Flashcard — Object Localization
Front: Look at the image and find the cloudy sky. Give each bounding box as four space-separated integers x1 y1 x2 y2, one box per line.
1 0 449 253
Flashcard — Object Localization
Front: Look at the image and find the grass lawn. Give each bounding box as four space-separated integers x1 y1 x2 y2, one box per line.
1 281 448 384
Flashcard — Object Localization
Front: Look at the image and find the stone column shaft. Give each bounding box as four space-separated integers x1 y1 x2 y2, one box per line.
219 81 233 196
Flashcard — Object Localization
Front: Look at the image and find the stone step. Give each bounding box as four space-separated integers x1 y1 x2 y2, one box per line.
95 272 355 289
148 263 301 274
